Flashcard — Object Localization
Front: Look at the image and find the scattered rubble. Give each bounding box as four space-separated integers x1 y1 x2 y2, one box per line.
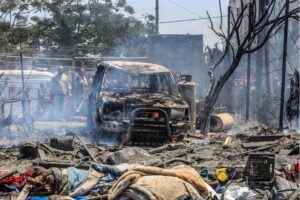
0 117 299 200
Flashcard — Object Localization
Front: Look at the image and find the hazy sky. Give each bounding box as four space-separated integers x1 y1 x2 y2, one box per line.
126 0 229 46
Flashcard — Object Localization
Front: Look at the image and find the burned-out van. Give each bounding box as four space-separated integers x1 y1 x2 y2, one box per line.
87 61 190 145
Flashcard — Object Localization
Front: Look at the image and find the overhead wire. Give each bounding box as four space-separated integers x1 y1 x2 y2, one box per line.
160 15 226 24
288 30 300 51
270 43 296 73
166 0 201 18
161 0 226 24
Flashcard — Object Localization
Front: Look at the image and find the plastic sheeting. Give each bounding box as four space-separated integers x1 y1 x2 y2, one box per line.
223 185 256 200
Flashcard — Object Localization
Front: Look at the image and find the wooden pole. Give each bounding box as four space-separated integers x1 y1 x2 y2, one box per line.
155 0 159 33
279 0 289 129
226 6 231 111
227 6 231 47
246 4 252 120
20 51 26 119
76 135 97 162
246 5 252 120
265 41 272 93
246 52 251 120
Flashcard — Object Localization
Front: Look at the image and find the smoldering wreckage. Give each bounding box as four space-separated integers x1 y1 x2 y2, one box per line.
0 61 299 200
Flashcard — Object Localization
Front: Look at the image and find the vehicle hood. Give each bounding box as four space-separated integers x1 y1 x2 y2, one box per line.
102 92 188 109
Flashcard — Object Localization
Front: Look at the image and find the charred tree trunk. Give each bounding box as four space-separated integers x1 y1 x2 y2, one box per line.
279 0 290 129
200 53 242 134
246 51 251 120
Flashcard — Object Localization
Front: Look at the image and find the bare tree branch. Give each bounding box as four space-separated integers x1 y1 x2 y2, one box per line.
199 0 300 134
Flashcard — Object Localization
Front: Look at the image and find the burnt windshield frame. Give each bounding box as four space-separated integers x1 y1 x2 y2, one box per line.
102 68 177 95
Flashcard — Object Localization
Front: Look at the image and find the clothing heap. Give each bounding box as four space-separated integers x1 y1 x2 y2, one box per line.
0 163 218 200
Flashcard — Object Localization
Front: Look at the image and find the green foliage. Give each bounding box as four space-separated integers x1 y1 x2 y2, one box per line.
8 27 29 45
0 0 154 56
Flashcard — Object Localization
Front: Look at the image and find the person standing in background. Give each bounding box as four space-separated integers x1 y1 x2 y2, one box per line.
50 67 69 120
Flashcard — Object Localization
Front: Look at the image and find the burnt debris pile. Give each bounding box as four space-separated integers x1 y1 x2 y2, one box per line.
0 123 299 200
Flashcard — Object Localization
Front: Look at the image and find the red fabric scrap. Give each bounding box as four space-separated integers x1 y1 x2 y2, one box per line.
0 169 35 188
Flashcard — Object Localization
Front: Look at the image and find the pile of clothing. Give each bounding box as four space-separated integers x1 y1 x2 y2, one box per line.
0 163 217 199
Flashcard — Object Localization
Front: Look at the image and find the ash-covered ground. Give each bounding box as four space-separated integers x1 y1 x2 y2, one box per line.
0 115 299 199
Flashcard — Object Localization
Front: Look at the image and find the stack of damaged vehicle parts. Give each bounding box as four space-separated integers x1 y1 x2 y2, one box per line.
0 123 299 200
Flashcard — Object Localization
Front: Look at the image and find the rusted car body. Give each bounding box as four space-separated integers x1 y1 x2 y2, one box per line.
87 61 190 145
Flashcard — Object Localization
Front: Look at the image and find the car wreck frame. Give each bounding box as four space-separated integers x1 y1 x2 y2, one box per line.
87 61 190 145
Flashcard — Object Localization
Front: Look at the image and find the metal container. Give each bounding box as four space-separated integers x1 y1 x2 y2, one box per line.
50 136 74 151
178 75 196 133
19 141 39 158
209 113 234 132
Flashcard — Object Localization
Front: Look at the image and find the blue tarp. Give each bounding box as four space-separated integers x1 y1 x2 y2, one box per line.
27 197 86 200
67 167 88 191
27 197 48 200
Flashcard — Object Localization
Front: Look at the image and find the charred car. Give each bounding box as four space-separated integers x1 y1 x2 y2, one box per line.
87 61 190 145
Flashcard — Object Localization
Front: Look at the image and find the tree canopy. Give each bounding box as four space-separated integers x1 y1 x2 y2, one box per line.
0 0 156 56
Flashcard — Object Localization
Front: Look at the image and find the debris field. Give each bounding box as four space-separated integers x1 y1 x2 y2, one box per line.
0 117 299 200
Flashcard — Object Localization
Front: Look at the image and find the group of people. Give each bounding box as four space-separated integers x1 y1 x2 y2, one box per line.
35 67 89 121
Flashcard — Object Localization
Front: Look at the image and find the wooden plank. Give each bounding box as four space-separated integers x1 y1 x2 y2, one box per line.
16 185 31 200
242 141 279 149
